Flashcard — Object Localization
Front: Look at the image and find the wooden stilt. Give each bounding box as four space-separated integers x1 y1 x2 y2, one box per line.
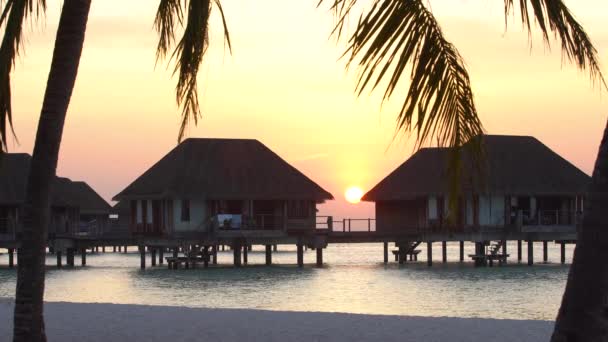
427 242 432 267
265 245 272 265
67 248 75 267
527 240 534 266
383 242 388 264
113 246 116 253
248 244 253 252
517 240 522 262
151 248 157 266
203 246 209 268
57 251 62 268
81 248 86 266
459 241 464 262
8 248 14 268
234 242 242 267
560 242 566 264
243 245 248 265
442 241 447 263
474 242 486 267
316 248 323 267
159 248 164 265
124 246 128 253
543 241 548 263
102 246 106 253
212 245 218 265
502 240 507 264
297 242 304 267
398 246 404 264
140 246 146 269
173 248 178 258
273 244 278 252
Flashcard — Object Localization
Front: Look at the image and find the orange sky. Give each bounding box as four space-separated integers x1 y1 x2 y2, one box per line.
5 0 607 220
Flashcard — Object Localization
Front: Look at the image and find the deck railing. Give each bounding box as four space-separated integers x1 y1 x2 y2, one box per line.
316 216 376 232
517 210 580 226
213 214 285 231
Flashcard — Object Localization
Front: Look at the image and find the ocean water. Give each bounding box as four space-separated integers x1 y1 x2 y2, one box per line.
0 242 572 320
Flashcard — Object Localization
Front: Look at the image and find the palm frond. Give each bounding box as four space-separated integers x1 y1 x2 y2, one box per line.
505 0 605 87
154 0 231 142
0 0 46 152
324 0 483 150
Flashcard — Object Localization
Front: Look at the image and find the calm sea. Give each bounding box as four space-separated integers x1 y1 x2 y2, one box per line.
0 242 571 320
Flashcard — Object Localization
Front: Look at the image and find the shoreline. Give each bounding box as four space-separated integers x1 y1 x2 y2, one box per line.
0 300 553 341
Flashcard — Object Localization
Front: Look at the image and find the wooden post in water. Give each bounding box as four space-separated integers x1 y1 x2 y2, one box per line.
212 245 218 265
543 241 548 263
265 245 272 265
398 246 404 265
139 246 146 269
233 242 242 267
243 244 248 265
67 248 74 267
81 248 86 266
442 241 447 263
560 242 566 264
427 242 433 267
502 240 507 263
297 241 304 268
124 246 128 253
316 248 323 267
383 242 388 264
151 248 157 267
173 248 178 258
527 240 534 266
56 251 62 268
273 244 278 252
517 240 522 262
459 241 464 262
159 247 164 265
102 246 106 253
113 246 116 253
8 248 14 268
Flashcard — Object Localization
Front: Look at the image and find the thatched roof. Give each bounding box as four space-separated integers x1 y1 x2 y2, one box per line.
114 138 334 202
363 135 591 201
0 153 110 213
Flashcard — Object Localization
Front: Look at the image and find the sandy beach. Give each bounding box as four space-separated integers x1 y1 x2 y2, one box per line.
0 300 553 341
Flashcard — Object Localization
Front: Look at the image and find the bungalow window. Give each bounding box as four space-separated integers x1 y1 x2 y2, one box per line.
288 200 310 219
181 199 190 222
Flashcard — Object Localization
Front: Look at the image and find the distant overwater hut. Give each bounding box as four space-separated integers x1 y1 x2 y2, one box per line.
113 138 333 268
362 135 590 266
0 153 112 266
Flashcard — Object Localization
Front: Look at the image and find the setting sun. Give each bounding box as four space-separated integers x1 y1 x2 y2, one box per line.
344 186 364 204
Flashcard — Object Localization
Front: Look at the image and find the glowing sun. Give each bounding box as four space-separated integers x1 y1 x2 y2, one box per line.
345 186 364 204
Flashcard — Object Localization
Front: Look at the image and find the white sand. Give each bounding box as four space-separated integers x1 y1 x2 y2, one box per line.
0 300 553 341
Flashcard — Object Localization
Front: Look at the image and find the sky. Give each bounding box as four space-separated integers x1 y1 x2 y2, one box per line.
6 0 608 221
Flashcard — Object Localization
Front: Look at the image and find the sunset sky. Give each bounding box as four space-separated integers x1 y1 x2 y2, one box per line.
6 0 607 221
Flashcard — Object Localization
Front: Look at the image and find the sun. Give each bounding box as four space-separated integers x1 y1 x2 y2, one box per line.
344 186 364 204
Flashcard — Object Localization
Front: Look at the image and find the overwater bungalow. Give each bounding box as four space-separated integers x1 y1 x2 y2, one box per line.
363 135 590 235
113 138 333 240
0 153 111 241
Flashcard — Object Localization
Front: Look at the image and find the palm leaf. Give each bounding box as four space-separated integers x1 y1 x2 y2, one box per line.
0 0 47 152
154 0 231 142
505 0 605 86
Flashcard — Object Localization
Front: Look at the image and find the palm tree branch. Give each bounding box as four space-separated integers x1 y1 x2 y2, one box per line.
0 0 46 152
505 0 606 87
154 0 231 142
